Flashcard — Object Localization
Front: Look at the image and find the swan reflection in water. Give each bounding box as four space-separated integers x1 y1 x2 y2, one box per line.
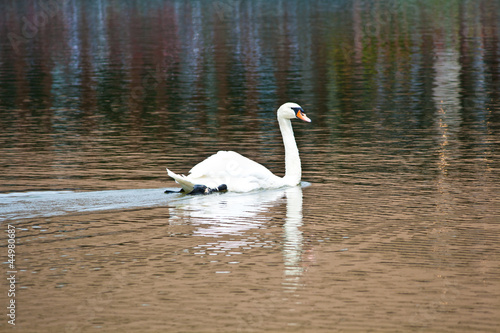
166 185 309 291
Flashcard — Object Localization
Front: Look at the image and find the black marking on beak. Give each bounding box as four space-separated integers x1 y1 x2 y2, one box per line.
291 107 311 122
291 107 303 116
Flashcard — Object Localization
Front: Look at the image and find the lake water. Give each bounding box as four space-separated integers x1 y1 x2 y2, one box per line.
1 1 500 332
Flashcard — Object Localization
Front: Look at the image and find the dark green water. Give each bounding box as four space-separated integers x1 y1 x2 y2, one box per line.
1 1 499 332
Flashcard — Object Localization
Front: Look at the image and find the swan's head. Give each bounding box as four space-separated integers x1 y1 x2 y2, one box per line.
277 102 311 122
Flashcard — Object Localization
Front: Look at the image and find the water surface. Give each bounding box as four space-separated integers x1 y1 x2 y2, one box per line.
1 1 499 332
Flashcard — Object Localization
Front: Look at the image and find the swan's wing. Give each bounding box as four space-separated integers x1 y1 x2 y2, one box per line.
189 151 275 179
188 151 279 191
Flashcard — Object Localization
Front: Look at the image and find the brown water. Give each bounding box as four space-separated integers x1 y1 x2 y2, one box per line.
1 1 500 332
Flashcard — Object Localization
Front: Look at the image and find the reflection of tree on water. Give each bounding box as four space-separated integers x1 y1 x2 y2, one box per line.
166 186 308 291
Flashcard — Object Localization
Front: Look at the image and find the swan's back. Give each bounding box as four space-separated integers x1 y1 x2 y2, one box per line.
188 151 281 192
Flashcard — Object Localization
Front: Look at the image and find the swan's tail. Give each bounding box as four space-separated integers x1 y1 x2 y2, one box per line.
166 168 195 193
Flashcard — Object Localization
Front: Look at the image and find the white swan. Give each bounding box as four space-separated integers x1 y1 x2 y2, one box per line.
166 102 311 193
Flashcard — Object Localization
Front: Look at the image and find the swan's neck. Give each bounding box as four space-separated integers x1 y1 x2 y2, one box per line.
278 117 301 186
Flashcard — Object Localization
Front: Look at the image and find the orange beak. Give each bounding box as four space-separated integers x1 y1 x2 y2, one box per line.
297 110 311 123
